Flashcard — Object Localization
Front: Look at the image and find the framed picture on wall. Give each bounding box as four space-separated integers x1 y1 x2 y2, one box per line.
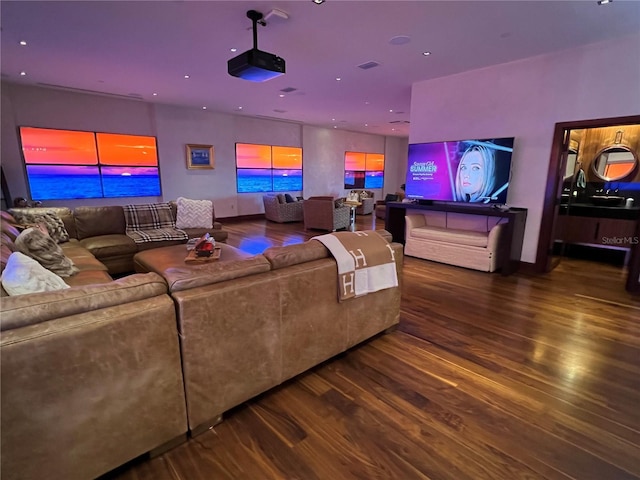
186 144 214 169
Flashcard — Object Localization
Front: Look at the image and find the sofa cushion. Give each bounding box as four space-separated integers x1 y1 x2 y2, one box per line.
75 206 126 239
14 227 79 277
79 234 137 259
63 269 113 288
61 240 109 272
10 210 70 243
175 197 213 229
411 226 489 248
1 252 70 296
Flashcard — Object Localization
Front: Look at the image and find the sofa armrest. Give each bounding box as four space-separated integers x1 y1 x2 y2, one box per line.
487 222 506 251
405 214 427 230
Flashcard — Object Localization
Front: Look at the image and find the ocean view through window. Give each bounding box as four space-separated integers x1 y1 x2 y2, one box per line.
236 143 302 193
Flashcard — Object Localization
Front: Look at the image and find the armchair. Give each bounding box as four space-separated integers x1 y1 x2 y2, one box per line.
263 194 303 223
349 190 375 215
375 192 404 219
303 197 350 232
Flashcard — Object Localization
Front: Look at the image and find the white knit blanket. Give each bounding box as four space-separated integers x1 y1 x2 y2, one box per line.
313 231 398 301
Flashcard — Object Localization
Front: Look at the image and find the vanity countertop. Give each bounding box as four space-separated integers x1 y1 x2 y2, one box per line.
559 203 640 220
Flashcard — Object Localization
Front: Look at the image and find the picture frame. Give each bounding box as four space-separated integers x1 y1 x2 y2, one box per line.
186 144 214 169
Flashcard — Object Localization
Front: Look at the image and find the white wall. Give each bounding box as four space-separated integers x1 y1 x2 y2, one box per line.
1 83 406 217
409 33 640 264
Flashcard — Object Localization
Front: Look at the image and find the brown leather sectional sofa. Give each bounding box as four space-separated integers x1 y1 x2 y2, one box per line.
1 208 402 480
8 202 228 275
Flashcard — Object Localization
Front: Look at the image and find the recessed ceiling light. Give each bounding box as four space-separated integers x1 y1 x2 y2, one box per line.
389 109 393 113
422 51 432 56
238 106 243 110
279 94 285 98
19 71 26 76
597 0 611 4
202 106 207 110
312 0 325 4
152 92 158 96
184 75 190 79
230 48 237 52
365 124 368 127
19 40 27 46
336 77 341 81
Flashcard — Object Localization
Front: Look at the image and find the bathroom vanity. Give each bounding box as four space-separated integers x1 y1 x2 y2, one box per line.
555 204 639 248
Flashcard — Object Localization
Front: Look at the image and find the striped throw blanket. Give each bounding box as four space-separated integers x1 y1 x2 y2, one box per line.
313 231 398 301
124 203 188 244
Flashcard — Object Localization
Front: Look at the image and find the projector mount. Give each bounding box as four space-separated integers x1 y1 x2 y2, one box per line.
247 10 266 50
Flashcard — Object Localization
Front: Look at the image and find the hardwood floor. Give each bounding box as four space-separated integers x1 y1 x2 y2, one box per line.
106 215 640 480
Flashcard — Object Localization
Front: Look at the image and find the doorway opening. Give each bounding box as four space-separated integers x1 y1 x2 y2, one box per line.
537 115 640 294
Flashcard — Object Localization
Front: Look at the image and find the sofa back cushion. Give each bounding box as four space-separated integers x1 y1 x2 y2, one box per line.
162 256 271 292
0 272 167 331
10 207 76 239
74 206 125 239
446 213 501 232
423 210 447 228
263 230 393 270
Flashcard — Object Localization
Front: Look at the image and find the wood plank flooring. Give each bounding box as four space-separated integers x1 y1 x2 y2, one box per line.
105 215 640 480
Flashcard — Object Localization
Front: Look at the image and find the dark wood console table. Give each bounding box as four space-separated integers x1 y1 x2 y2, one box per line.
385 202 528 275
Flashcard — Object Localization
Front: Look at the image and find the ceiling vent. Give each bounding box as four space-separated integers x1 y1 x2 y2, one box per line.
389 120 410 124
36 83 143 100
357 61 381 70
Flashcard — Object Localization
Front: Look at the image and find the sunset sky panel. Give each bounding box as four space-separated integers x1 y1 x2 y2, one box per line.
21 127 98 165
96 133 158 166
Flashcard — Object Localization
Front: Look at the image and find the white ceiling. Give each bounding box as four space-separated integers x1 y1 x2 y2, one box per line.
2 0 639 138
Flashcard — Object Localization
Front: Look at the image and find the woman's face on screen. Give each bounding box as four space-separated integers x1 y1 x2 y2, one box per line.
458 150 485 196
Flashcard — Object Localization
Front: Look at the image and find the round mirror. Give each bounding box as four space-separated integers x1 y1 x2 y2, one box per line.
592 145 638 181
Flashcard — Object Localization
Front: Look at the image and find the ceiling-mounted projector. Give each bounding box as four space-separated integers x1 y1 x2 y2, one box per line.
228 10 285 82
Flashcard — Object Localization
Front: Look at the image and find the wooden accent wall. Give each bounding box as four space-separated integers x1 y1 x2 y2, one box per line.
576 124 640 183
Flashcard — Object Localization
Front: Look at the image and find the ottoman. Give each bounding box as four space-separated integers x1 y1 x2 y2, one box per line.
134 243 251 275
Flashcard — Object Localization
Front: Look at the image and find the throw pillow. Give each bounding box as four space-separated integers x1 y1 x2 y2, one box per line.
334 199 345 208
1 252 70 296
11 210 70 243
175 197 213 229
14 227 79 277
284 193 296 203
276 193 287 204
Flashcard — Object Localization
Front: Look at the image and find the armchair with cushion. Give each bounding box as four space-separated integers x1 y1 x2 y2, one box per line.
375 192 405 219
262 194 303 223
302 197 350 232
349 190 375 215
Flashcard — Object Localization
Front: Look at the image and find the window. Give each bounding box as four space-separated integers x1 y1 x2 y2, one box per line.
236 143 302 193
344 151 384 189
19 126 161 200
